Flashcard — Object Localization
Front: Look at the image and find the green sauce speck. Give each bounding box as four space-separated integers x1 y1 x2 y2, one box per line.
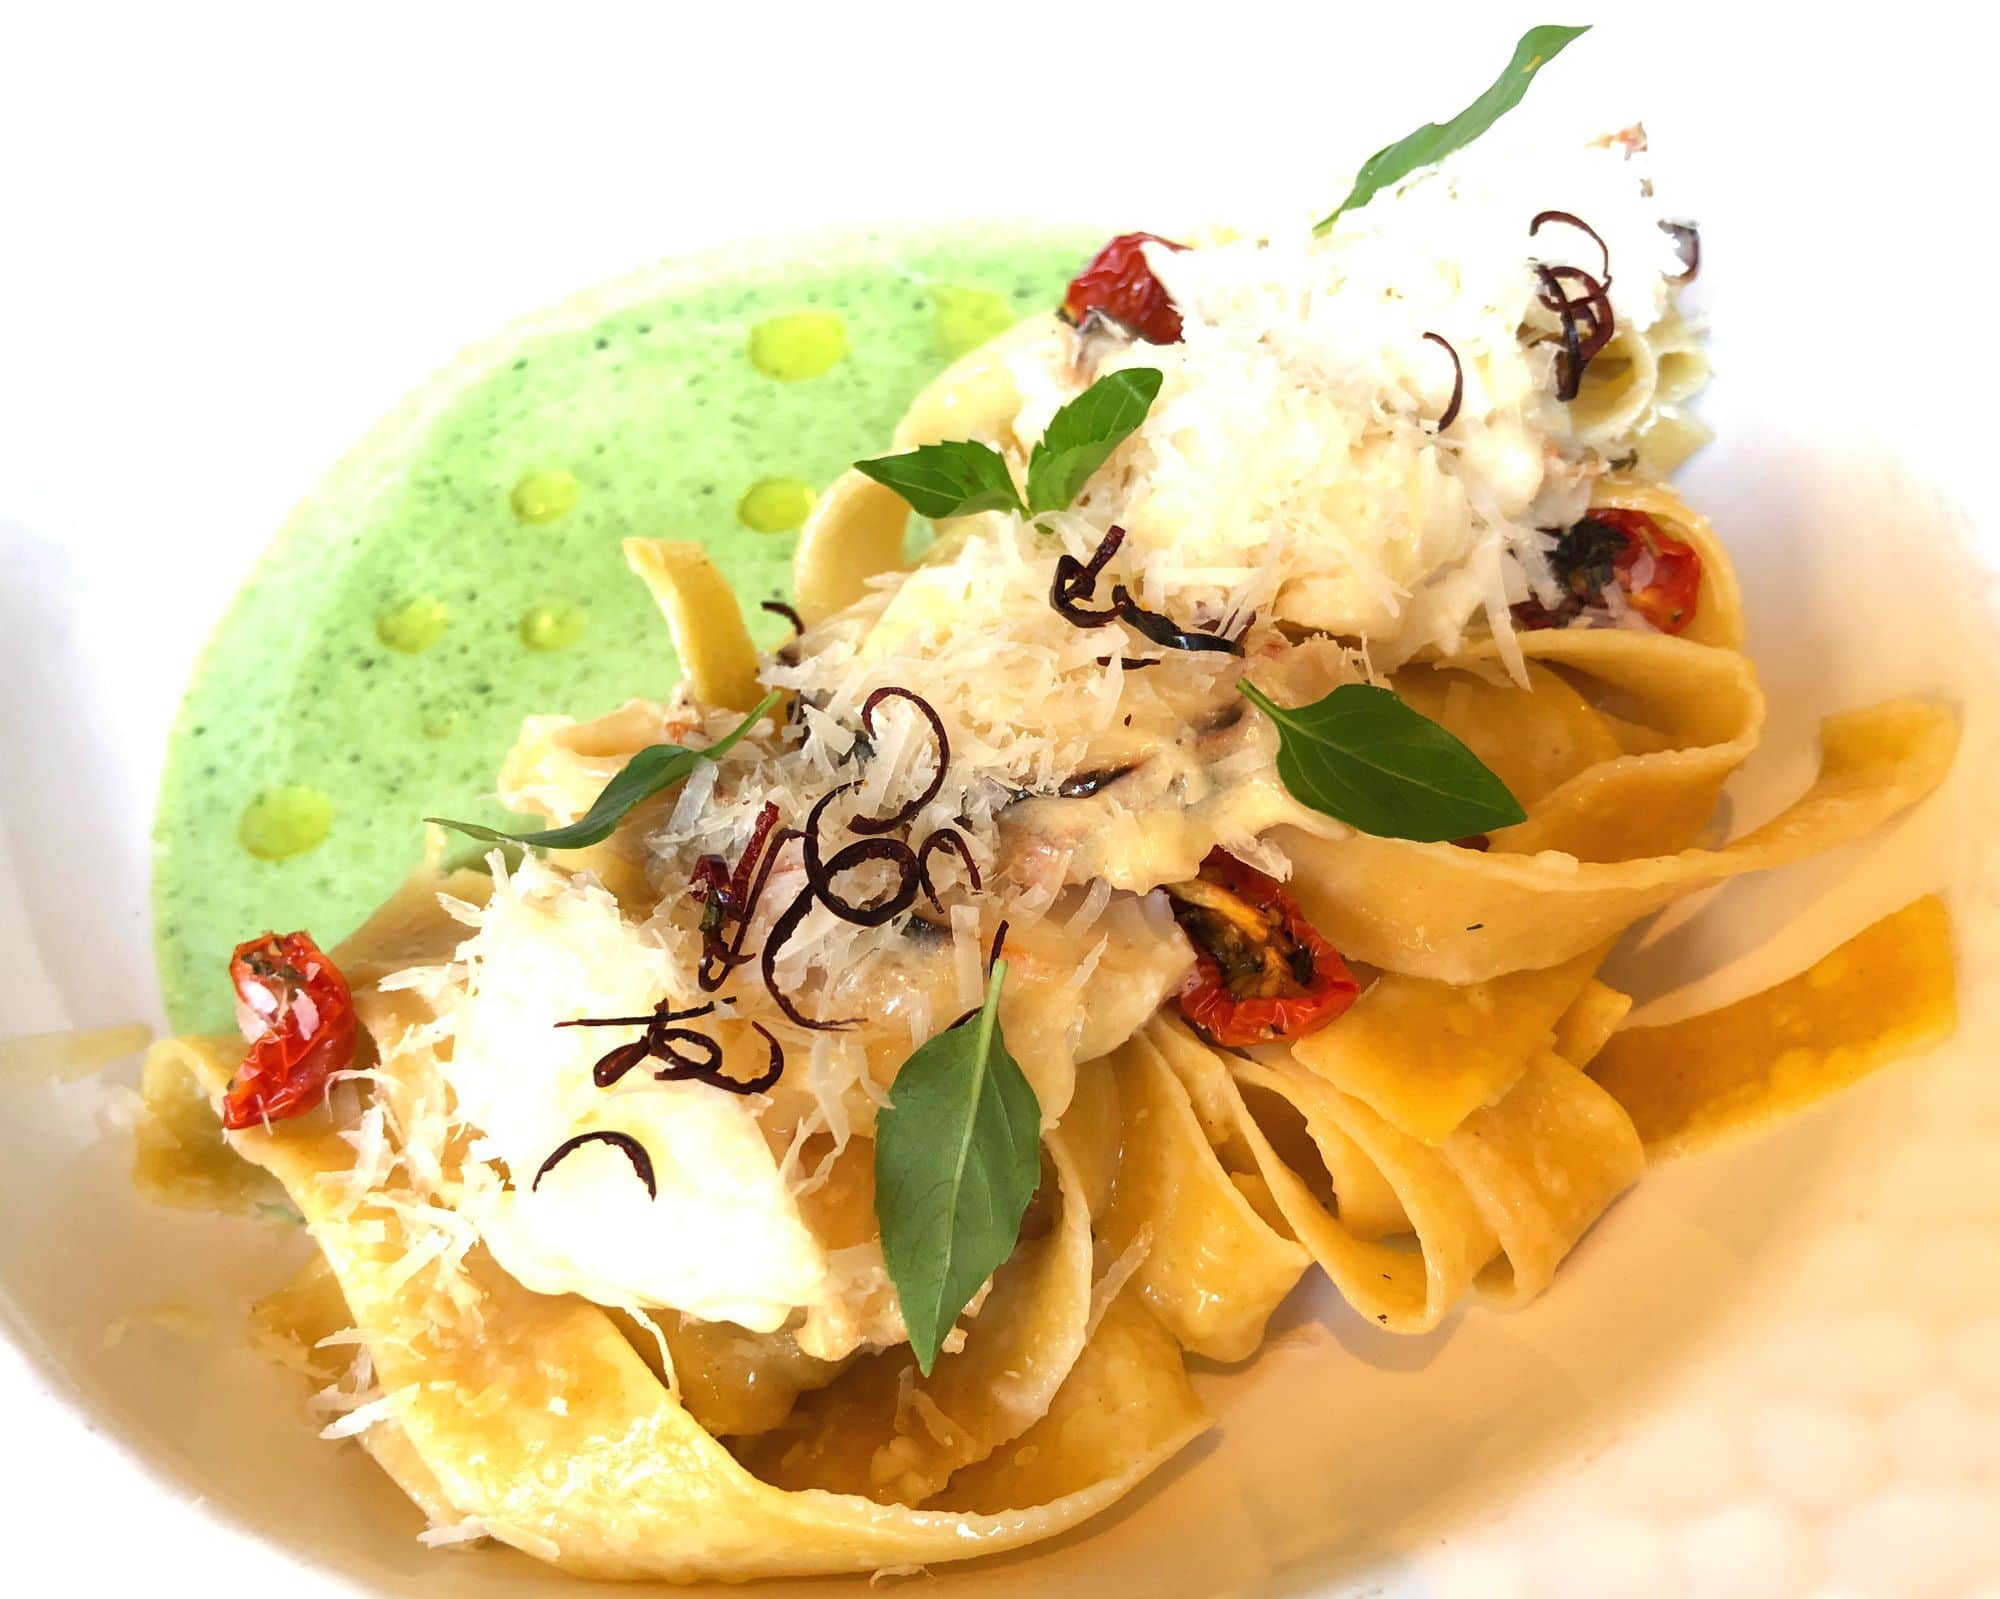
511 468 581 524
237 786 334 861
375 596 449 653
931 284 1020 359
737 476 817 533
748 311 848 381
519 603 586 651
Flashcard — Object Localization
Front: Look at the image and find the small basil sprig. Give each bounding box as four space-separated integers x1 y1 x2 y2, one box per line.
850 441 1024 522
428 690 779 850
874 954 1041 1375
1024 367 1163 514
1239 680 1526 842
1314 24 1590 233
855 367 1161 523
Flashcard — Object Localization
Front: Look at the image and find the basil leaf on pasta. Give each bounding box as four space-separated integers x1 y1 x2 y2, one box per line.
1313 24 1590 231
1025 367 1163 515
1240 679 1526 841
854 440 1024 520
428 691 778 850
874 958 1042 1376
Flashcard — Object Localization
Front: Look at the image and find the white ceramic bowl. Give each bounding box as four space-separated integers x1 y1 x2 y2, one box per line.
3 10 1996 1595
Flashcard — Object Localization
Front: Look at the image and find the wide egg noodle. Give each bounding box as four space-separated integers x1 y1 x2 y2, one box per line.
1591 896 1956 1159
1278 693 1958 985
178 967 1208 1579
622 537 765 712
1094 1024 1312 1361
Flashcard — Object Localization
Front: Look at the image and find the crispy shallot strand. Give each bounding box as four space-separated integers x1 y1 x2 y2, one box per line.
848 687 950 834
915 827 981 909
1529 209 1612 283
1095 655 1161 668
762 884 858 1031
760 600 805 635
534 1131 657 1199
1422 331 1464 430
988 919 1010 970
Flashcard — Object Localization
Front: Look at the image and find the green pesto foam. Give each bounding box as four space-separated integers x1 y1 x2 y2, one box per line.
154 224 1094 1032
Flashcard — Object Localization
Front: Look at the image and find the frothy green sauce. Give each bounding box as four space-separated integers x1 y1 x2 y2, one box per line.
153 224 1094 1033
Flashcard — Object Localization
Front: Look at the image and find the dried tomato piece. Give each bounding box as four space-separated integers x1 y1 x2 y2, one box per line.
1514 509 1702 635
221 930 357 1130
1595 506 1702 634
1166 850 1359 1048
1062 232 1189 345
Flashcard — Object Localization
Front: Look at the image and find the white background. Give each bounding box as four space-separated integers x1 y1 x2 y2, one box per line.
3 3 1997 1595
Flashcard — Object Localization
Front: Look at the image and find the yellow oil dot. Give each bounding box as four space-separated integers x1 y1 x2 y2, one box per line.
238 786 333 861
748 311 848 381
931 284 1018 359
374 595 448 654
736 476 817 533
519 603 586 652
510 468 581 524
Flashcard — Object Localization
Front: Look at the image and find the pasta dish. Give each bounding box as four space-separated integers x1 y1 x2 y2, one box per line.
137 27 1959 1581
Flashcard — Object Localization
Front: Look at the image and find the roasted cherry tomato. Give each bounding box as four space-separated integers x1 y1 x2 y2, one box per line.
221 930 357 1130
1062 231 1189 345
1594 506 1702 634
1516 508 1702 635
1166 850 1359 1048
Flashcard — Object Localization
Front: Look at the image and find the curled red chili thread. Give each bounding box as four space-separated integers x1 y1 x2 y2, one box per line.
761 600 805 635
1051 525 1241 656
1421 331 1465 431
762 883 860 1032
693 802 785 992
1051 525 1129 627
989 918 1010 969
559 998 778 1092
1529 210 1612 283
848 687 950 835
1533 263 1615 401
534 1131 657 1198
916 827 981 909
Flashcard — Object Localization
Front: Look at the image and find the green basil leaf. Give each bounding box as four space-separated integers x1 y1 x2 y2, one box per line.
874 958 1042 1376
1025 367 1164 516
1313 24 1590 232
1240 679 1526 842
854 440 1023 520
428 690 779 850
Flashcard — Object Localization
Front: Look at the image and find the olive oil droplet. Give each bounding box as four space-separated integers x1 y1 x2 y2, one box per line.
931 285 1018 359
510 468 581 525
238 786 333 861
736 476 817 533
519 603 586 652
374 596 448 653
748 311 848 381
